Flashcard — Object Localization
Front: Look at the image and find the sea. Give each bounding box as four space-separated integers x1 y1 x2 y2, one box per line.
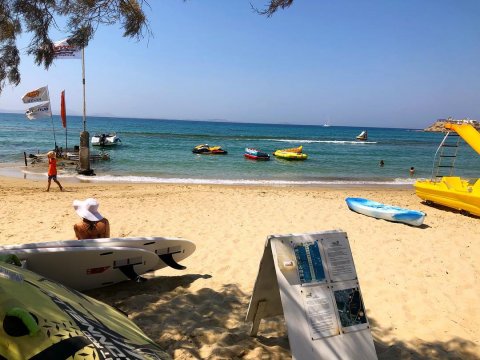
1 112 479 187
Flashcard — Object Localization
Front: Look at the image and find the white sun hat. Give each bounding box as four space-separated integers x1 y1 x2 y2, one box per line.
73 198 104 221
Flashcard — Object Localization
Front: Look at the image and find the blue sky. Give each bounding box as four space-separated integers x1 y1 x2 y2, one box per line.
0 0 479 128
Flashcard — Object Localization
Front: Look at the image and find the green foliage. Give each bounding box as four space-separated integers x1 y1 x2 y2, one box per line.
252 0 294 17
0 0 293 94
0 0 149 94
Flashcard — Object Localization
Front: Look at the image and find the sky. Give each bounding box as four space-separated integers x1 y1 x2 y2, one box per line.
0 0 479 128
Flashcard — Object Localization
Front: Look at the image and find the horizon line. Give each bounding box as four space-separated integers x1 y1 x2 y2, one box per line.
0 110 424 130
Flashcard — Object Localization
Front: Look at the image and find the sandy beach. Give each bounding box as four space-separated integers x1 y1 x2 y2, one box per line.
0 175 479 359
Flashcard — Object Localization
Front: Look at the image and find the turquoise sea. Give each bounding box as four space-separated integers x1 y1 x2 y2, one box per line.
1 112 479 186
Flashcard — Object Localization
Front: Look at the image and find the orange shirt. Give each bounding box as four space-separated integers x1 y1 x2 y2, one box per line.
48 158 57 176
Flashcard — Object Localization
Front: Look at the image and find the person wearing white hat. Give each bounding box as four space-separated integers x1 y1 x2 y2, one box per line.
73 198 110 239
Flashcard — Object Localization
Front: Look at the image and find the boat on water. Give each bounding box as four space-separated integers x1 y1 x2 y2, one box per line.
273 145 308 160
356 130 368 141
244 148 270 160
346 197 426 226
414 122 480 216
192 144 228 155
91 133 122 147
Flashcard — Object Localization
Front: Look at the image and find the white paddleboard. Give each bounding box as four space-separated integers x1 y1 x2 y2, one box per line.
0 246 160 291
0 237 196 271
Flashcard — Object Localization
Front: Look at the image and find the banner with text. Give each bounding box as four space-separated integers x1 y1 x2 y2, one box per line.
25 102 52 120
53 38 82 59
21 86 49 104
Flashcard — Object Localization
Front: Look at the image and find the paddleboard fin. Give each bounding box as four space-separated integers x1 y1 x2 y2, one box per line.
118 264 147 283
158 254 186 270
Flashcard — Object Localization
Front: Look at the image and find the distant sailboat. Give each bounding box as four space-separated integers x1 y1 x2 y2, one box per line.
323 122 330 127
356 130 368 141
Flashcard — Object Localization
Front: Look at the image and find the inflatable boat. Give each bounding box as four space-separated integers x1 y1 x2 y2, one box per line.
273 146 308 160
244 148 270 160
91 132 122 146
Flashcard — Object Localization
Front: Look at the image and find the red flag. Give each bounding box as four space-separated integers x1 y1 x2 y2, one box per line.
60 90 66 128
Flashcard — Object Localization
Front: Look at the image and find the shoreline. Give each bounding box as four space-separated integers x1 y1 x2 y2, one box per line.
0 162 416 189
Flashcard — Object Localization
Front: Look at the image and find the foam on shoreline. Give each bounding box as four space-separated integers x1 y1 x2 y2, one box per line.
0 164 415 188
77 174 415 187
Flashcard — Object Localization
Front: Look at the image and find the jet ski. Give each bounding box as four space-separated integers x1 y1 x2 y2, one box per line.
192 144 228 154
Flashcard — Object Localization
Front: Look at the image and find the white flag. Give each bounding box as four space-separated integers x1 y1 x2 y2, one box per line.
53 38 82 59
22 86 49 104
25 102 52 120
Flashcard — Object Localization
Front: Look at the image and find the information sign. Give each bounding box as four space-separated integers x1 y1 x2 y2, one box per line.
246 230 377 360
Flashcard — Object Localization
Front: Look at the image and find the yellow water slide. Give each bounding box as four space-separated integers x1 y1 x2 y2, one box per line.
445 123 480 155
414 122 480 216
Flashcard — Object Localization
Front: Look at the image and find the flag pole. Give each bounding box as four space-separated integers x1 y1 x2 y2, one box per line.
46 86 57 149
65 121 68 152
78 46 93 174
49 112 58 150
82 48 86 132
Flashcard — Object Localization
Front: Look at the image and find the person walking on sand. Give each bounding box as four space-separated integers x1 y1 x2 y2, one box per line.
73 198 110 239
46 151 63 192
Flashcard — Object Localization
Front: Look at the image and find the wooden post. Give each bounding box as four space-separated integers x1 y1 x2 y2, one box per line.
78 131 94 175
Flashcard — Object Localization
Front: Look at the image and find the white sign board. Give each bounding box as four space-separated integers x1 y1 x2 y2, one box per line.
246 230 377 360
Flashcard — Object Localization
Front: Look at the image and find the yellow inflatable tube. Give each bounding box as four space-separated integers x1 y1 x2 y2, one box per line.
273 150 308 160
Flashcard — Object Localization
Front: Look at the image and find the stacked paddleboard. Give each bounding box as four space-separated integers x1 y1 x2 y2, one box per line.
0 237 196 291
0 261 170 359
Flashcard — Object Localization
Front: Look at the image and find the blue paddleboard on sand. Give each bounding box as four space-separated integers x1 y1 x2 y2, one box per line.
345 197 425 226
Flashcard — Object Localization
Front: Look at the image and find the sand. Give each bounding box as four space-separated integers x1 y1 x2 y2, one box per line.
0 175 479 359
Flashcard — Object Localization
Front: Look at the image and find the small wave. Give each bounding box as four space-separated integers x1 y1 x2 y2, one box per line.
392 177 418 184
77 174 415 186
265 139 378 145
22 169 79 178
